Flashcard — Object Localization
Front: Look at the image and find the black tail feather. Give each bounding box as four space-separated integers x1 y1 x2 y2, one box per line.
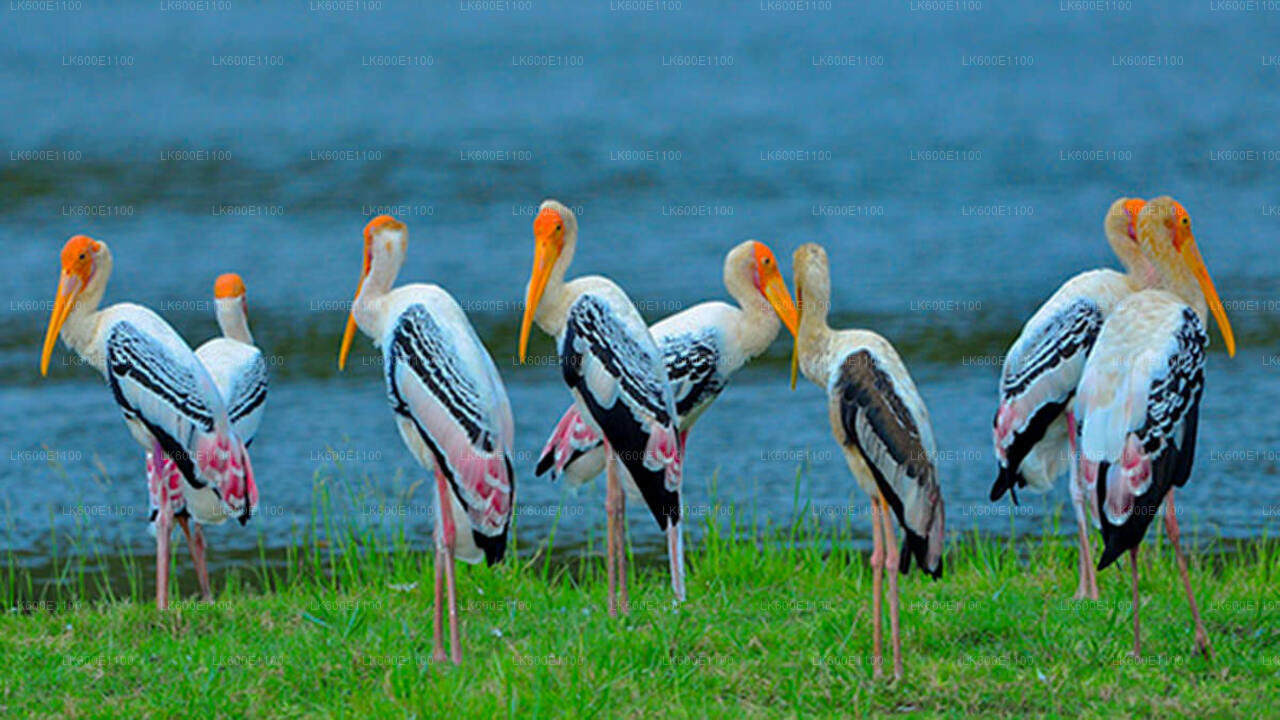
989 465 1024 504
534 447 555 477
899 530 942 580
1096 408 1200 572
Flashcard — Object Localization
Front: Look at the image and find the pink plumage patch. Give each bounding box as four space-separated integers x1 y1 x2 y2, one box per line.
1103 435 1152 525
643 423 683 492
197 432 258 522
539 406 603 478
147 452 186 520
992 402 1019 461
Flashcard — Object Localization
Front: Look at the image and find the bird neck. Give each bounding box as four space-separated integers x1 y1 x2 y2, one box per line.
728 283 782 360
353 245 404 337
1157 264 1209 324
61 251 113 366
1108 231 1160 290
532 233 578 336
797 296 835 387
216 297 254 344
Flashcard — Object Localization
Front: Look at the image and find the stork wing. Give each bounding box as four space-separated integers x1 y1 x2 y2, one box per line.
832 349 944 578
386 304 513 562
660 328 725 421
992 297 1105 499
107 322 219 480
226 350 268 444
106 320 256 521
560 294 681 528
1076 304 1205 568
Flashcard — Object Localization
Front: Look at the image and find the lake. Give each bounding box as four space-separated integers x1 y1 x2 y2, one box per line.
3 2 1278 584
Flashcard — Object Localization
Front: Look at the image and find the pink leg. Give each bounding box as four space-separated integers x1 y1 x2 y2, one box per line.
444 543 460 666
880 496 903 681
148 447 173 611
176 516 213 602
1165 491 1212 658
667 521 685 603
616 465 630 616
670 431 688 603
155 503 172 611
1129 547 1141 659
869 497 884 680
1066 413 1098 600
432 544 446 663
604 443 619 618
433 467 461 665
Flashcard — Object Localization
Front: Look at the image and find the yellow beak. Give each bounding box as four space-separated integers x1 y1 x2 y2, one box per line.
1179 235 1235 357
761 269 799 341
41 271 81 376
519 238 559 363
790 287 802 390
337 260 370 372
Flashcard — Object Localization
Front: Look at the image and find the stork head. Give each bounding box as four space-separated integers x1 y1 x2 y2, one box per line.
519 199 576 363
41 235 105 376
726 240 799 340
1137 197 1235 357
338 215 407 370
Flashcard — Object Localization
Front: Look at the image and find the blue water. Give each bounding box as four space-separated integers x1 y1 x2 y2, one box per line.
3 2 1279 579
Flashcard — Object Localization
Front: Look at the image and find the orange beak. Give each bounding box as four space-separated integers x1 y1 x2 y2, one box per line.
1178 232 1235 357
790 285 803 390
41 270 82 376
754 243 799 340
519 229 561 363
337 248 371 371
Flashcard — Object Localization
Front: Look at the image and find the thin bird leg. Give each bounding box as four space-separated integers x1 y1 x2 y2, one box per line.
176 516 213 602
1129 546 1141 659
667 520 685 603
615 462 630 616
880 495 903 682
1066 411 1098 599
1165 490 1212 659
869 496 885 680
434 466 461 665
432 542 446 663
149 445 172 611
604 443 619 618
444 541 460 666
670 431 688 603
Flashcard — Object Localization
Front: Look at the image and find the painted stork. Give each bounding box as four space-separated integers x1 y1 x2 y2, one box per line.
338 215 515 665
1075 197 1235 659
184 273 268 600
39 235 257 610
990 197 1153 599
518 199 683 615
789 242 945 681
534 239 798 501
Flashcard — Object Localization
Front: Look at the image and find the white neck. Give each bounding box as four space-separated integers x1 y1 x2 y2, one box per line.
797 285 836 386
1157 264 1209 324
531 229 579 337
60 248 114 373
352 236 406 340
215 297 254 344
723 262 782 360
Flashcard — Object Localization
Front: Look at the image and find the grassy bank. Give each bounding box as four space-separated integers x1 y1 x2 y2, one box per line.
1 478 1277 718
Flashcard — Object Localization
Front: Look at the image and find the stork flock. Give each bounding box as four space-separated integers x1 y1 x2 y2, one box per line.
38 196 1233 674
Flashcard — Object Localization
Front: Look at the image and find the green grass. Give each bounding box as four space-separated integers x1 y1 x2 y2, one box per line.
2 470 1277 718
